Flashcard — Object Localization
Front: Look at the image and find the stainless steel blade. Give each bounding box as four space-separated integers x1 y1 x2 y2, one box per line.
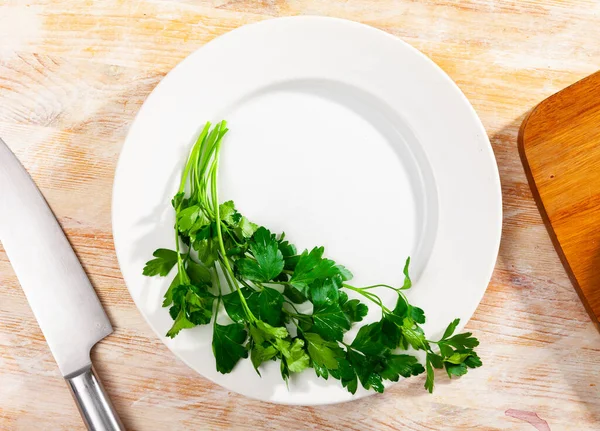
0 138 112 377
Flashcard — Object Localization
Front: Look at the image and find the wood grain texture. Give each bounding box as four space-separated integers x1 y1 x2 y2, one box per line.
1 1 599 430
519 72 600 330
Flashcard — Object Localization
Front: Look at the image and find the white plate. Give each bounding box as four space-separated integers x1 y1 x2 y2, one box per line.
112 16 501 405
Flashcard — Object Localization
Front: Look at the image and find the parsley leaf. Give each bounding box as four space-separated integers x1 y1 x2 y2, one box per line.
380 315 403 349
435 322 482 379
166 284 215 336
339 292 368 323
312 302 350 342
236 227 284 282
223 288 283 326
465 352 483 368
278 237 297 259
193 238 218 266
312 362 329 379
304 332 343 370
143 249 178 276
219 201 241 226
186 259 211 285
258 287 285 327
171 192 184 209
212 323 248 374
163 269 184 307
235 216 259 239
329 358 358 394
445 362 468 377
185 285 215 325
309 277 341 306
250 320 288 345
335 265 353 281
283 284 307 304
442 318 461 340
177 205 202 234
166 309 196 338
401 257 412 290
351 322 387 356
222 288 258 323
277 338 310 373
250 344 277 373
425 358 435 393
289 247 344 294
346 349 384 393
380 354 425 381
442 332 480 350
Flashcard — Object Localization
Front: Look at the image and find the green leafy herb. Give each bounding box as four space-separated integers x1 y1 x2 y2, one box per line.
165 284 215 338
212 323 248 374
143 249 178 277
304 332 343 370
339 291 368 323
143 121 482 394
236 227 284 282
312 301 351 342
289 247 344 294
258 287 285 326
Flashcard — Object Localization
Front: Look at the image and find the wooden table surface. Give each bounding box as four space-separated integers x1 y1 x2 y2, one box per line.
1 1 599 430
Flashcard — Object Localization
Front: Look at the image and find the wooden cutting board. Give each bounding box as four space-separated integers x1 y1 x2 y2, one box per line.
519 71 600 329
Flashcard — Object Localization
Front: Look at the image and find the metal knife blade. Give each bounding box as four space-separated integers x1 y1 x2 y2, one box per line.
0 138 112 376
0 138 123 430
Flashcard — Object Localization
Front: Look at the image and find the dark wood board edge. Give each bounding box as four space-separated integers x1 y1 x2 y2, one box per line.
518 88 600 331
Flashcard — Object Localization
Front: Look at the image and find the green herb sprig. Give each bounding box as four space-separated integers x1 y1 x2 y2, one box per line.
143 121 482 393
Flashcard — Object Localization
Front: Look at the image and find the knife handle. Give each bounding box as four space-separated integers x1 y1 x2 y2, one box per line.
66 366 125 431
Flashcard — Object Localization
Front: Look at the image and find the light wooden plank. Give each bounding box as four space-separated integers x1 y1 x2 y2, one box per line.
1 1 600 430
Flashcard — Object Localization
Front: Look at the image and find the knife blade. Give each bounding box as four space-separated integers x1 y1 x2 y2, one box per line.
0 138 124 431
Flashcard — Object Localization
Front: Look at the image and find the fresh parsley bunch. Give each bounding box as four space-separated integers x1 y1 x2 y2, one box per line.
143 121 482 393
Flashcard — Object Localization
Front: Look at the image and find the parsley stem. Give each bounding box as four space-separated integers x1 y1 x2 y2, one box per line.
224 228 243 247
218 255 237 293
282 309 302 318
284 300 302 315
213 270 222 330
180 122 210 194
213 296 221 330
343 283 399 292
214 264 222 294
173 121 212 274
209 122 255 322
395 290 410 311
239 278 256 291
173 228 189 284
340 341 364 356
282 308 310 322
342 284 391 314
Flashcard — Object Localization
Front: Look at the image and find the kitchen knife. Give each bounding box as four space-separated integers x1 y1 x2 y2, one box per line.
0 138 124 431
